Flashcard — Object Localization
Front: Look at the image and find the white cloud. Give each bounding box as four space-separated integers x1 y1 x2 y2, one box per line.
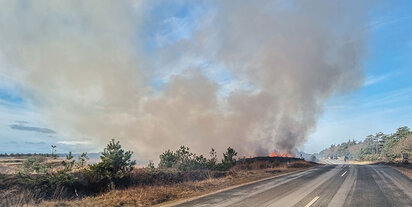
364 73 392 86
57 141 90 145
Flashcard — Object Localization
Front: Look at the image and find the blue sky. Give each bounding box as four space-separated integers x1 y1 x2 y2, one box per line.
0 1 411 155
304 0 412 152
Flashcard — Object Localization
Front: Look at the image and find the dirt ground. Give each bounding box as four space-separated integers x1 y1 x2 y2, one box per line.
0 158 24 174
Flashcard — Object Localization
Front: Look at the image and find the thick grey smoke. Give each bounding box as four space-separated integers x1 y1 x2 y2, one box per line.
0 0 369 159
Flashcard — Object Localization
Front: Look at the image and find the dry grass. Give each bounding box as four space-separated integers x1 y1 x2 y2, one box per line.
0 158 24 174
0 157 62 174
38 166 313 207
348 160 378 165
0 189 37 207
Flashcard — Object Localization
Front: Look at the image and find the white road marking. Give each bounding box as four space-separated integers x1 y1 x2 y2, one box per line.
341 171 347 177
305 196 320 207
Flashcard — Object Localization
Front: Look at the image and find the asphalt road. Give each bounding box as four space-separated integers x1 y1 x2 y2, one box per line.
175 164 412 207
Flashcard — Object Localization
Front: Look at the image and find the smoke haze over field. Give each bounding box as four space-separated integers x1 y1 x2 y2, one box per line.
0 0 370 159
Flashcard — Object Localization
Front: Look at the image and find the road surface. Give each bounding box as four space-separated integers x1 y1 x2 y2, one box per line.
175 164 412 207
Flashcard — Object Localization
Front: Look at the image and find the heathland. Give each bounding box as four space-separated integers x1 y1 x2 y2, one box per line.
0 141 316 206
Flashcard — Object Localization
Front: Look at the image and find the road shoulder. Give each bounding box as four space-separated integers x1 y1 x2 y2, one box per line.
389 163 412 180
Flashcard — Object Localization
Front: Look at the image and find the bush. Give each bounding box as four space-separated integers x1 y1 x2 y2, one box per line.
16 169 77 201
158 150 178 169
207 148 218 169
158 146 240 171
21 156 49 174
221 147 237 170
158 146 209 171
76 152 89 168
89 139 136 190
62 152 75 171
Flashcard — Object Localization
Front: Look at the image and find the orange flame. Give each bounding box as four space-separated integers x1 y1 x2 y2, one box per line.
269 152 293 158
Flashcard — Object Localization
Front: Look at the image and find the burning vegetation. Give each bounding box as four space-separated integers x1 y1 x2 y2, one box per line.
269 152 294 158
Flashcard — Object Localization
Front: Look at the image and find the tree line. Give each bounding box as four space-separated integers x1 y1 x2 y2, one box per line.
319 126 412 163
0 153 56 157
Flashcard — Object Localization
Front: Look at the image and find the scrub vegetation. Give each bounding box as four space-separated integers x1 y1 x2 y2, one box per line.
0 140 315 206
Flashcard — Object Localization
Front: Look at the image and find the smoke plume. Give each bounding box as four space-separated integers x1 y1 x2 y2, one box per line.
0 0 369 159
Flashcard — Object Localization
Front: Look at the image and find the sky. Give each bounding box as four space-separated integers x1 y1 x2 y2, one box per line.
303 1 412 153
0 0 411 156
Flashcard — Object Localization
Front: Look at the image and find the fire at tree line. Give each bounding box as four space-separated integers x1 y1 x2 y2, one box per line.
0 126 410 204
